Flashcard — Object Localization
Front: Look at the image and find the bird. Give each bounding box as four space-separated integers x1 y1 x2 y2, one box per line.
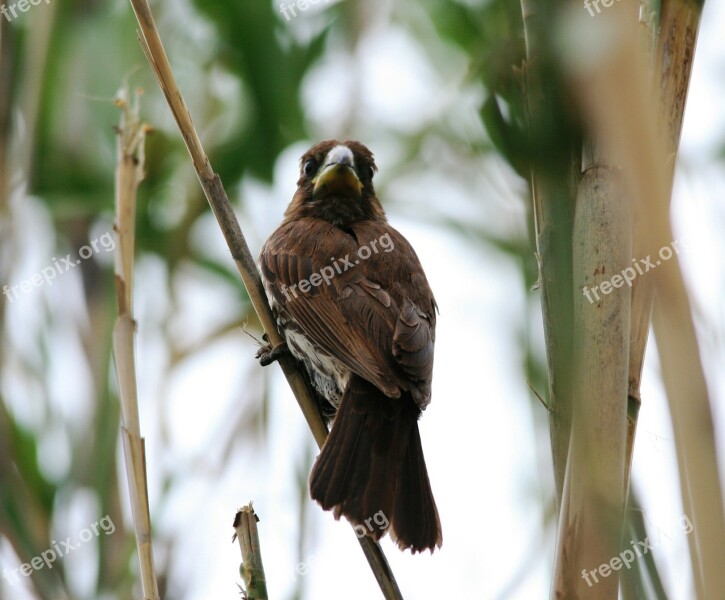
258 140 442 553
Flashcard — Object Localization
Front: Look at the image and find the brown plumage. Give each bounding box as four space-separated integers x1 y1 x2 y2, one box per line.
258 140 442 552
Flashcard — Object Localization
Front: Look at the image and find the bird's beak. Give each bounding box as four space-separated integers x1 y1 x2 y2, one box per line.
313 145 363 200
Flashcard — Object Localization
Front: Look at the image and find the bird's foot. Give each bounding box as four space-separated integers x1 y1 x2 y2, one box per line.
256 337 289 366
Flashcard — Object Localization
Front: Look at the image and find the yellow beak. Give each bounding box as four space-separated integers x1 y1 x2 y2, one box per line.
313 163 363 199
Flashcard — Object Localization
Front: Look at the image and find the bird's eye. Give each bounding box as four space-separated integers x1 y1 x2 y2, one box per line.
367 166 375 179
303 159 316 177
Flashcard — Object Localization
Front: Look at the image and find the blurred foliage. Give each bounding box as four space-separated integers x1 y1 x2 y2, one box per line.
190 0 328 181
1 0 712 598
5 0 546 597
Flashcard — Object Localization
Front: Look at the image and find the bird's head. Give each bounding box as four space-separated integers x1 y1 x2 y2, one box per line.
284 140 386 226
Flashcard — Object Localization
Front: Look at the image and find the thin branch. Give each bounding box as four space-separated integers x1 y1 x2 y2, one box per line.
112 86 160 600
124 1 403 597
130 0 327 445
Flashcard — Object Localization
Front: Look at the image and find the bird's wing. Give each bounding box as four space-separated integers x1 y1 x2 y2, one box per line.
260 219 435 405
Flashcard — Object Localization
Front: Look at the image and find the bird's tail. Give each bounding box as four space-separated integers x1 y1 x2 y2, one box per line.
309 375 442 553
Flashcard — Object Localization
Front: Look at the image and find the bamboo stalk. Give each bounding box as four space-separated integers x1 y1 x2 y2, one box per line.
626 0 704 505
562 3 724 597
656 0 703 176
111 87 160 600
124 2 403 597
520 0 579 508
554 166 632 599
623 0 657 492
233 504 268 600
648 4 711 595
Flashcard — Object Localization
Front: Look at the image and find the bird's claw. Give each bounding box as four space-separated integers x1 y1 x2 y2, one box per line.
256 340 289 366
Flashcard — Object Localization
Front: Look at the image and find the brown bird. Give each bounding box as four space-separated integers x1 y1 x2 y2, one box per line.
258 140 442 553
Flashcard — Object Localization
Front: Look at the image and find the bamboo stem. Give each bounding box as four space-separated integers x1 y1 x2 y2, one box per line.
520 0 579 508
111 87 160 600
552 166 631 599
649 5 713 596
234 504 268 600
562 3 724 597
626 0 704 511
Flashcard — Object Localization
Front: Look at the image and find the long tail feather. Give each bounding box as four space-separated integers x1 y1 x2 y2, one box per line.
309 375 442 552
